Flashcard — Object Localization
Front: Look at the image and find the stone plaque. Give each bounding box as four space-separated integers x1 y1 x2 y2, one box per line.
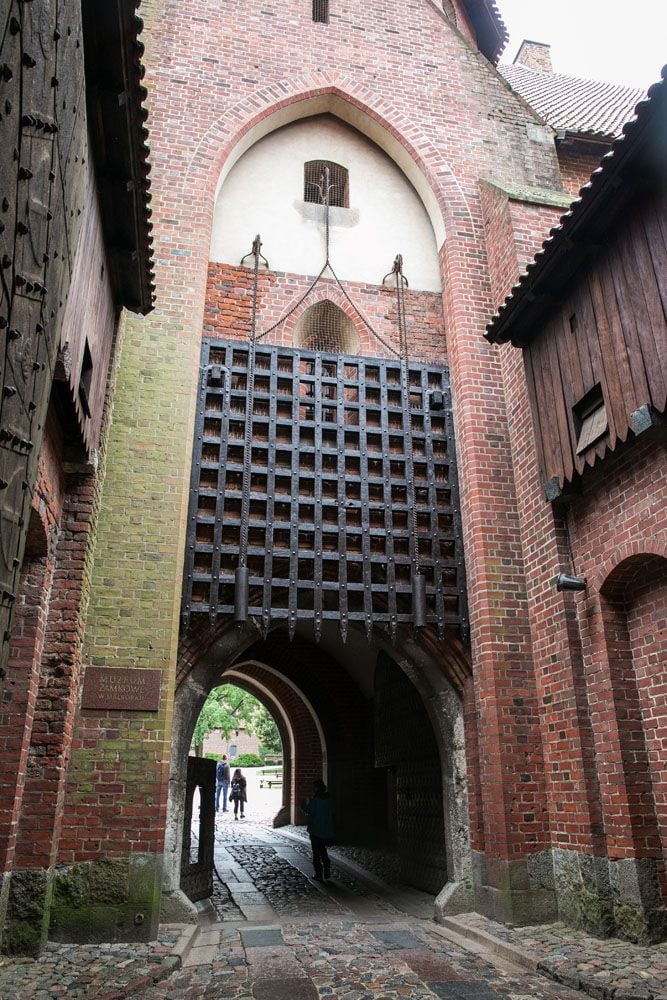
81 667 162 712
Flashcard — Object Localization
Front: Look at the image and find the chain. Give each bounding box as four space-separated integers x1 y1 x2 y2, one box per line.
239 235 262 569
255 169 400 360
393 255 420 574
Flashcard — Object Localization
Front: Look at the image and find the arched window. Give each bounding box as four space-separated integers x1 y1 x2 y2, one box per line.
312 0 329 24
294 300 360 355
303 160 349 208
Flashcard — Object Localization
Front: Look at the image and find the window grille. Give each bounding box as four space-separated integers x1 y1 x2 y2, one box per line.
312 0 329 23
294 301 360 355
304 160 349 208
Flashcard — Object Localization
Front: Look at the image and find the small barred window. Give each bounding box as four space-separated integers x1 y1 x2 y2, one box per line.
312 0 329 23
294 301 360 355
303 160 349 208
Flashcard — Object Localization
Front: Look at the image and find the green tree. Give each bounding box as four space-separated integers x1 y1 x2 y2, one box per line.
251 702 282 754
192 684 283 757
192 685 255 755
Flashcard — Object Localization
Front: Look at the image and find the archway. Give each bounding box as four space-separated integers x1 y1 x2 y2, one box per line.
164 68 475 923
163 619 472 920
594 551 667 931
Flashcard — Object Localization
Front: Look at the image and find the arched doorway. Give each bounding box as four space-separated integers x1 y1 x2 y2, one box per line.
591 552 667 934
163 619 471 921
164 81 472 923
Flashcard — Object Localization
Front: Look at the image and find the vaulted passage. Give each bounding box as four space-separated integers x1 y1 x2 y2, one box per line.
166 621 472 916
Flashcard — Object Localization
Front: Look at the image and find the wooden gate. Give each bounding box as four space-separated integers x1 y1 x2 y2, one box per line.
180 756 216 903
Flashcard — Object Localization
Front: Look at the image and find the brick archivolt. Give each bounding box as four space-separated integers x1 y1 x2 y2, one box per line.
186 76 477 250
593 536 667 595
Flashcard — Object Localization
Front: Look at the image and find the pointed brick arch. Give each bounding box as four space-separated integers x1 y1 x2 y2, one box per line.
285 286 381 357
226 661 326 824
169 617 474 911
581 543 667 928
185 75 477 247
592 537 667 595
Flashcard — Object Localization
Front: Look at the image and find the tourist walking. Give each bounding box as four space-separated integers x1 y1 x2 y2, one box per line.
301 779 334 882
230 768 247 819
215 754 231 814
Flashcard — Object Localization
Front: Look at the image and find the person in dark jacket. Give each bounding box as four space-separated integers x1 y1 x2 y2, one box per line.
215 754 230 814
229 768 247 819
301 778 334 882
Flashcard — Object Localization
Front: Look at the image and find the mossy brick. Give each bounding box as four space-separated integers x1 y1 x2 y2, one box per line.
49 901 156 944
3 868 54 956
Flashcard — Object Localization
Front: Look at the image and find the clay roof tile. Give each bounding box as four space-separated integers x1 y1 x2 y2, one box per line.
498 63 645 139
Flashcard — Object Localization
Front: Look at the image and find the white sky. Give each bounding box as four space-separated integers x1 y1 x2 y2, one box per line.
498 0 667 91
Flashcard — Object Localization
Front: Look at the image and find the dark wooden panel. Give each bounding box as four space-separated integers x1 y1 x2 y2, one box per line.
58 169 117 453
545 326 575 485
555 310 583 458
601 250 638 421
0 0 90 680
648 191 667 323
534 333 565 485
570 284 596 395
588 265 629 445
607 241 651 412
628 212 667 411
522 351 551 492
577 283 613 468
524 193 667 496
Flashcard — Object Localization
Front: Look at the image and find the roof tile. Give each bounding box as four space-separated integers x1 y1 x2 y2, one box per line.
498 63 645 139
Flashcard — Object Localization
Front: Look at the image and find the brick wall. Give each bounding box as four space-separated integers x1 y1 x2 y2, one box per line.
66 0 575 935
494 329 666 936
570 437 667 882
0 416 62 941
480 180 568 310
204 264 447 362
204 726 261 760
625 561 667 882
557 148 605 199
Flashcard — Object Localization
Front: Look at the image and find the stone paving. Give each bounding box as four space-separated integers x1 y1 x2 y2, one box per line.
0 926 184 999
0 819 665 999
456 913 667 1000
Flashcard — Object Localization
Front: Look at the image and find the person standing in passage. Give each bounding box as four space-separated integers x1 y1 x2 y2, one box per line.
215 754 231 814
230 768 247 820
301 779 334 882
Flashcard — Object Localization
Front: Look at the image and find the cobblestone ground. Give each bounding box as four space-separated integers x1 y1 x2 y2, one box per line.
0 820 578 999
457 913 667 999
280 823 401 888
154 916 581 1000
0 926 183 999
1 819 664 999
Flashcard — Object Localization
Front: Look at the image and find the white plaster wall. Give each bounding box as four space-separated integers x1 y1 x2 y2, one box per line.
210 115 442 292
